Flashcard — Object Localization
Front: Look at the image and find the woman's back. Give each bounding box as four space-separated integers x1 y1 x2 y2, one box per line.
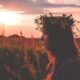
54 57 80 80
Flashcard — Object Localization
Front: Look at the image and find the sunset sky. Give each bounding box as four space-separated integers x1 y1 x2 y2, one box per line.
0 0 80 38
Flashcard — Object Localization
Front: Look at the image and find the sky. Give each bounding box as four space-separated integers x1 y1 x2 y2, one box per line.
0 0 80 38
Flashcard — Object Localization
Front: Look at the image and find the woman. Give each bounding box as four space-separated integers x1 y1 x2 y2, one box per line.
36 14 80 80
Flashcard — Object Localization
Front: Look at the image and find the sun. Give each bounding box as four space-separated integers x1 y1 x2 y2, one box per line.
0 11 21 25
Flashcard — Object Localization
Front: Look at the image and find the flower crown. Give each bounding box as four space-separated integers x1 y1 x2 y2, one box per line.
35 13 75 33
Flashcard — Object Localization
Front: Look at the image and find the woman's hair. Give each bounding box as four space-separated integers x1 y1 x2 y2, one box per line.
47 25 77 60
35 14 78 60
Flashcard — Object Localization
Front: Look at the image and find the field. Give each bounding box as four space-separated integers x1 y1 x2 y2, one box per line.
0 34 54 80
0 34 80 80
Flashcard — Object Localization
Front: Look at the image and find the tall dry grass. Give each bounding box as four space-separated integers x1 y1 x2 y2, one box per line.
0 36 55 80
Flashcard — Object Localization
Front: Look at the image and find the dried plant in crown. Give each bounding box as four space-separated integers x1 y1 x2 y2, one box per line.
35 13 75 33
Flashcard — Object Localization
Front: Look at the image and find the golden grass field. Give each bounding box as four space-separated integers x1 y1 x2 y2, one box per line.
0 34 80 80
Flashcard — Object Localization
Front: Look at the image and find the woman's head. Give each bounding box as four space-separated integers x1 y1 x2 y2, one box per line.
42 25 77 60
42 24 67 52
35 14 77 59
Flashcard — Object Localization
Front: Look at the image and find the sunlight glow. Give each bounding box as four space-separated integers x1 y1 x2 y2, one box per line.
47 0 55 3
0 11 22 25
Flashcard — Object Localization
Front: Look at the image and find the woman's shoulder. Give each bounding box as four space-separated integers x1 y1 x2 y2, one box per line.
55 58 80 80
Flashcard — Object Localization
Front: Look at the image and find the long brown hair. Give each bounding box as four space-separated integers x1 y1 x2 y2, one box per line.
35 13 78 61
